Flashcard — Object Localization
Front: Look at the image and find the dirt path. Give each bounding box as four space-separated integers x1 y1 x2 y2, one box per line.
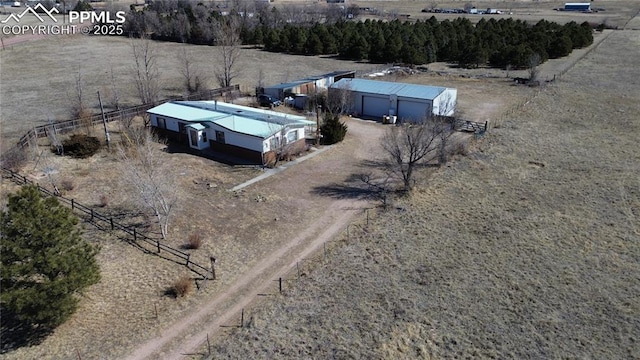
123 119 385 360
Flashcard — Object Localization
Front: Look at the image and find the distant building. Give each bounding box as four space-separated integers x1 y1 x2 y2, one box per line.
563 3 591 12
261 71 356 101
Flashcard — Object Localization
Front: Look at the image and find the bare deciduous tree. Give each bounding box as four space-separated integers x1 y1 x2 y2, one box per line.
178 47 207 94
131 37 160 104
118 127 177 239
69 68 93 134
381 120 452 192
109 65 120 111
528 52 542 82
326 81 354 115
213 18 241 88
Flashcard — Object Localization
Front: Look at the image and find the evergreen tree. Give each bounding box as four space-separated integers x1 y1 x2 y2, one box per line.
320 113 348 145
1 185 100 330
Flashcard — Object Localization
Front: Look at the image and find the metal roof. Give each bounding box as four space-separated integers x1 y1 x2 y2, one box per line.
265 70 355 90
147 101 313 139
331 78 448 100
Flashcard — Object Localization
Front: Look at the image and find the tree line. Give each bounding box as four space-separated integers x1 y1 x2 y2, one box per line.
124 1 593 69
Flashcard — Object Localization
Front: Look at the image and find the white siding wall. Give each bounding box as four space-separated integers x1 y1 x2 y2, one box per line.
205 124 264 152
433 88 457 116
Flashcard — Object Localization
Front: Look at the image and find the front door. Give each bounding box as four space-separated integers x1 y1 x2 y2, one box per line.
189 129 198 148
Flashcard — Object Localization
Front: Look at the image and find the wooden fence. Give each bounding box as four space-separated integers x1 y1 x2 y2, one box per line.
16 85 241 150
454 119 488 134
1 168 213 279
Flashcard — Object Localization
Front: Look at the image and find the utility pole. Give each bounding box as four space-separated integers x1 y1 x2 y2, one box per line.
97 91 111 148
316 105 321 146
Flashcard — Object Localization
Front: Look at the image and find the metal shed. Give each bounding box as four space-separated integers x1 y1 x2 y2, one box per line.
262 70 356 100
330 78 457 122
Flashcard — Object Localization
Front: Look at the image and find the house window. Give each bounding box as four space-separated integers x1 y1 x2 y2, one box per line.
215 131 225 144
269 136 280 150
157 117 166 129
202 131 207 142
286 130 298 143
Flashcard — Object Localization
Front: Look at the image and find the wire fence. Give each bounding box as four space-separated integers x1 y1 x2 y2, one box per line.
1 167 213 279
16 85 241 150
200 205 379 358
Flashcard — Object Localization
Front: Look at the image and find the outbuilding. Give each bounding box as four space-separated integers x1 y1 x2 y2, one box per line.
261 70 356 101
147 101 314 165
329 78 457 122
563 3 591 11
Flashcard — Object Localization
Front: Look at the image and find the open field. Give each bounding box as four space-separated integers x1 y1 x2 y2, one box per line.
205 27 640 359
1 3 639 359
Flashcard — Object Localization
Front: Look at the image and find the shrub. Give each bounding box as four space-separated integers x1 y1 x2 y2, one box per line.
60 179 75 191
186 233 203 249
320 113 348 145
98 194 108 207
0 147 27 171
170 276 193 297
62 134 101 158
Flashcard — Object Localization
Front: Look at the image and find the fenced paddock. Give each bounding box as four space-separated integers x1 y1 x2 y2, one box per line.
1 167 213 280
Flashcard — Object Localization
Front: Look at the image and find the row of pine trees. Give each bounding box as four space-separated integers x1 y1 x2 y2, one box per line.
125 2 594 69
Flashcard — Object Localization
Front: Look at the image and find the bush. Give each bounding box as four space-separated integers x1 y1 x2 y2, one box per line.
170 276 193 297
60 179 75 192
0 147 27 171
62 134 101 158
98 194 108 207
320 113 348 145
186 233 202 249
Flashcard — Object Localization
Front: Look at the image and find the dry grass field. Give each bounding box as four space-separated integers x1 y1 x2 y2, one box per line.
1 2 639 359
206 27 640 360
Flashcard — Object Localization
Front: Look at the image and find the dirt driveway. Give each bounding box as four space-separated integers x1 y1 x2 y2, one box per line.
123 118 387 360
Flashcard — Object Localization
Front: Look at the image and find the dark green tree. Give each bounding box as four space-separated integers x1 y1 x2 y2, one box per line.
320 113 348 145
1 186 100 330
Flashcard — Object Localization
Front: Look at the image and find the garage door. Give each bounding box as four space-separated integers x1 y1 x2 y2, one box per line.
362 95 389 118
397 100 429 122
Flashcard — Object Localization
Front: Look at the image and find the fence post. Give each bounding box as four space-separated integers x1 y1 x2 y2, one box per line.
110 218 114 230
484 121 488 132
156 240 160 253
186 253 190 267
71 199 75 209
240 308 244 328
210 256 216 280
90 209 94 220
22 175 27 184
207 333 211 355
279 277 282 294
297 261 300 279
133 228 137 242
347 224 350 240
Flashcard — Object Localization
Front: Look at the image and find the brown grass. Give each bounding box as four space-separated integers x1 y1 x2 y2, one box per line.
1 3 638 358
204 28 640 359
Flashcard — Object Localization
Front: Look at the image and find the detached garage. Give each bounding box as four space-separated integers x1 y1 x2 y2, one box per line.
330 78 457 122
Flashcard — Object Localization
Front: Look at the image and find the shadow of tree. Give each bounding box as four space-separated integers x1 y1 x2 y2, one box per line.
0 307 52 354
